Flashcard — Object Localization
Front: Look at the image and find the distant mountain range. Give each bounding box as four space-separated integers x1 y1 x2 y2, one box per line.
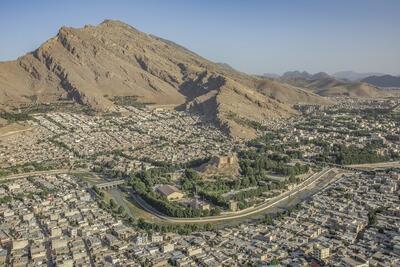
361 75 400 88
262 70 396 82
277 71 394 98
332 71 386 81
264 70 391 82
281 71 331 80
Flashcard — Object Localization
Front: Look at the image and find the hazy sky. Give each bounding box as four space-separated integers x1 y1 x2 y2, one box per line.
1 0 399 75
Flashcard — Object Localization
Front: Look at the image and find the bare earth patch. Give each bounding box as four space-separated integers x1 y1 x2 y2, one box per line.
0 122 32 138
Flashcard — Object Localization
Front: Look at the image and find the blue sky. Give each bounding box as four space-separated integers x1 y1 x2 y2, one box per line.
1 0 399 75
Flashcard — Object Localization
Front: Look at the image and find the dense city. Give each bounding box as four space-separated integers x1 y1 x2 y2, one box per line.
1 98 400 267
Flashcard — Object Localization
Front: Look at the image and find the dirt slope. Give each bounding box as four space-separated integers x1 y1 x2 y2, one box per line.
282 76 390 98
0 20 331 138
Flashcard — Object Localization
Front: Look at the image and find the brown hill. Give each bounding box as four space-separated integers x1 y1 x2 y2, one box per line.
252 78 332 105
0 20 330 138
281 76 389 98
361 75 400 88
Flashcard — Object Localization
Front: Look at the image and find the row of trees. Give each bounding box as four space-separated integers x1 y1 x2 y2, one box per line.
2 160 59 175
239 150 309 178
0 112 32 122
331 144 389 165
233 186 268 202
308 138 392 165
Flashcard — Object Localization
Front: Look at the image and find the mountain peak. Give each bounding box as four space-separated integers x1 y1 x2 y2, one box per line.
101 19 127 26
99 19 139 31
0 20 330 139
282 71 330 80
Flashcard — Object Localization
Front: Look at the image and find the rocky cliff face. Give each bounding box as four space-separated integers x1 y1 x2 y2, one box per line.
0 20 329 138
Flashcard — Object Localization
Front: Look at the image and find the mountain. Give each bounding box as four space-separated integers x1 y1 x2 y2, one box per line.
281 75 389 98
280 70 393 97
281 71 312 80
361 75 400 88
332 71 386 81
311 72 331 80
252 78 331 105
281 71 330 80
0 20 331 139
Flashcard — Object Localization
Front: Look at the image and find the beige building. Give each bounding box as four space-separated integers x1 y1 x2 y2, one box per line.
186 246 203 256
156 185 184 201
313 244 330 261
161 243 174 253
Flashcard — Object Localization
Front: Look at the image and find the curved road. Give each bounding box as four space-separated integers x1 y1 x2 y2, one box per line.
117 168 338 223
2 160 396 224
0 167 341 223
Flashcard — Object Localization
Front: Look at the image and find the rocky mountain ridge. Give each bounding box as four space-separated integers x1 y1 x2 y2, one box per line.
0 20 331 138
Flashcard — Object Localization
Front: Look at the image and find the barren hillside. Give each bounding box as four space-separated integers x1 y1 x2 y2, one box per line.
0 20 331 138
